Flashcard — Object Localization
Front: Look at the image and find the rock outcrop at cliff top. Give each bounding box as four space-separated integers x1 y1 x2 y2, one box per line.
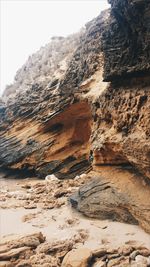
103 0 150 81
3 33 82 99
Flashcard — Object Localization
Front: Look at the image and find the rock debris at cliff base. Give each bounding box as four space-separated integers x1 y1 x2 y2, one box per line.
0 171 150 267
1 232 150 267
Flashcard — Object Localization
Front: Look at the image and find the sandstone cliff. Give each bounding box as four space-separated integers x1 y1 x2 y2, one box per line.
0 0 150 232
0 12 108 178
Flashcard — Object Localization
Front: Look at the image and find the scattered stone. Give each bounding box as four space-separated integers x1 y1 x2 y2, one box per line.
0 232 45 253
62 248 92 267
22 212 41 222
107 253 120 260
92 249 107 258
139 249 150 257
16 260 32 267
101 226 108 229
107 256 127 267
147 257 150 267
135 255 148 266
54 189 69 198
79 174 87 179
21 184 31 189
0 262 14 267
45 174 59 183
129 250 140 261
93 260 106 267
24 203 37 209
118 245 134 256
0 247 31 260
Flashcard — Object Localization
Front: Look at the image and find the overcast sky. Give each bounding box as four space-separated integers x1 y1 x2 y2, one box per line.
0 0 109 95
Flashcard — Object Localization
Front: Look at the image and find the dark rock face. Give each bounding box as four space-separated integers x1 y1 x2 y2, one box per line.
0 99 6 130
70 169 150 233
70 178 138 224
0 96 92 178
61 10 109 90
103 0 150 81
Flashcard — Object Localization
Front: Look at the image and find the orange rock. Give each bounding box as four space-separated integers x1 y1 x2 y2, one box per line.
62 248 92 267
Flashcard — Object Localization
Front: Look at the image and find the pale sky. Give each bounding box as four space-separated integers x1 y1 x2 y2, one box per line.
0 0 109 95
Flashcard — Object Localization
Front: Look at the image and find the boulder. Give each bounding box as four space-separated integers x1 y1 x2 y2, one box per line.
61 248 92 267
70 174 150 233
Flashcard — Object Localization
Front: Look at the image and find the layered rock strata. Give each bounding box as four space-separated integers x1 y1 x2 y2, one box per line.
103 0 150 81
0 12 108 178
70 167 150 233
0 0 150 230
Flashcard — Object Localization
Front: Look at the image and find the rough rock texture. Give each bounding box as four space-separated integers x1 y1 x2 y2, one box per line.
61 248 92 267
0 0 150 230
0 97 92 178
0 12 109 178
0 172 91 210
0 232 89 267
1 232 150 267
103 0 150 81
70 178 138 224
92 76 150 179
70 167 150 233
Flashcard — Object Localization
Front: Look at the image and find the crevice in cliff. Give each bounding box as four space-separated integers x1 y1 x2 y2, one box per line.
91 141 129 167
0 166 36 179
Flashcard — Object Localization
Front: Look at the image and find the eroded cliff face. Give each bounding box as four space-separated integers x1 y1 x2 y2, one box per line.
103 0 150 81
90 0 150 179
92 76 150 179
0 11 108 178
0 0 150 231
0 91 92 178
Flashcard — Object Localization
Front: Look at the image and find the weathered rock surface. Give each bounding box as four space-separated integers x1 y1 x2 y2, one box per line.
70 168 150 233
92 76 150 179
0 232 89 267
0 0 150 231
62 248 92 267
0 96 92 178
89 0 150 180
70 179 138 224
1 231 149 267
0 12 109 178
103 0 150 81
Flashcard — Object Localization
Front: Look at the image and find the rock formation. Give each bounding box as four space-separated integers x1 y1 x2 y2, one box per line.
70 168 150 233
0 12 107 178
1 232 150 267
93 0 150 179
103 0 150 81
0 0 150 231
